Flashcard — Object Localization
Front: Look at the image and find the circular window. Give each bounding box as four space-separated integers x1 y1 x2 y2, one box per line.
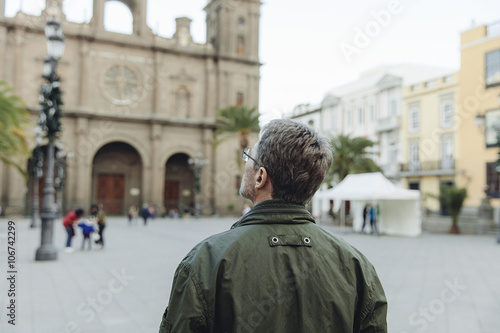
102 65 140 105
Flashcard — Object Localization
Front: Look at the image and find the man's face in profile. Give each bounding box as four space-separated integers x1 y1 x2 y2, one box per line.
239 142 259 202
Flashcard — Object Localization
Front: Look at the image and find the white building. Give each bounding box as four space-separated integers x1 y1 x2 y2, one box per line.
290 64 455 181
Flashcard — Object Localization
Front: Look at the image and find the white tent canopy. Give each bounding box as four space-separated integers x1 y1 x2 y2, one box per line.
314 172 421 237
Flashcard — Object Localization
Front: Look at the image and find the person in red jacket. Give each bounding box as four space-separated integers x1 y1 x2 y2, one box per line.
63 208 84 252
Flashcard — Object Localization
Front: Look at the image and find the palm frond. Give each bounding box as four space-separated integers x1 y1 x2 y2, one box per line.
214 105 260 150
0 80 31 178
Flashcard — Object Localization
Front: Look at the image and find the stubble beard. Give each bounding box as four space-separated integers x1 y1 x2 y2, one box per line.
239 171 255 202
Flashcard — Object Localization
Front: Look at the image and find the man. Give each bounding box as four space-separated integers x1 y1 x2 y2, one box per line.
159 119 387 332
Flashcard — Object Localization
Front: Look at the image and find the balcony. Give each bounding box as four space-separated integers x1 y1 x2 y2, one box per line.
380 163 400 179
376 116 401 132
400 159 456 177
487 20 500 37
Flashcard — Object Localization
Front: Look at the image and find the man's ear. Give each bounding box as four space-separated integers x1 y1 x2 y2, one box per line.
254 167 269 189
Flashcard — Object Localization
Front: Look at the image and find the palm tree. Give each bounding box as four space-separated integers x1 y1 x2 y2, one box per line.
438 184 467 234
214 105 260 153
0 80 30 177
326 134 381 184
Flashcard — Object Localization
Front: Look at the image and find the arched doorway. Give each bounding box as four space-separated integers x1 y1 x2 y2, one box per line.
164 153 194 215
92 142 142 215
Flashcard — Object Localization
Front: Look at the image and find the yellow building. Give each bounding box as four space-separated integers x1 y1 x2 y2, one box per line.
458 20 500 209
401 73 459 212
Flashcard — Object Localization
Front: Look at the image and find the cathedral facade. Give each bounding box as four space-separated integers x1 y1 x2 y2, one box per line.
0 0 261 215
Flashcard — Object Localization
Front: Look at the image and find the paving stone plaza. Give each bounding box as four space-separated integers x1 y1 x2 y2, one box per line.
1 216 500 333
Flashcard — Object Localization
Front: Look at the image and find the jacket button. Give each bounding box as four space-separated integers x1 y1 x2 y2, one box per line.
303 237 311 244
271 236 279 244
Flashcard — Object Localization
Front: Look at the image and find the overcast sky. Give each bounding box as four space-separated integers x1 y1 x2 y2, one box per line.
5 0 500 124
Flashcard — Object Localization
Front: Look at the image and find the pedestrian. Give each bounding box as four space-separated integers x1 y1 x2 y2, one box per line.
159 119 387 332
127 205 138 225
140 204 150 225
92 203 106 249
362 204 370 233
77 218 97 251
148 204 156 219
370 204 379 235
62 208 84 253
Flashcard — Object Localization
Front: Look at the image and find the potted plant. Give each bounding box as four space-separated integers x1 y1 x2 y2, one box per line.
439 184 467 234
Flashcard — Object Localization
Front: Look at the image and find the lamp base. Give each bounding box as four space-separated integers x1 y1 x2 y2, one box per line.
35 245 58 261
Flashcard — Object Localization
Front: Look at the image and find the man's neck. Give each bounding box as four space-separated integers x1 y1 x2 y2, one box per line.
252 193 273 205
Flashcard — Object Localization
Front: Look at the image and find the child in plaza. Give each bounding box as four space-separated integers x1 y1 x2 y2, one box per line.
77 218 97 251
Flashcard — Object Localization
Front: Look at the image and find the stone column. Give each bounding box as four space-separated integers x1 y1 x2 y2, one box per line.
0 27 7 91
250 8 260 60
150 124 163 206
152 51 161 115
202 128 215 214
131 0 152 37
13 29 25 95
74 118 90 208
205 59 215 118
78 40 90 109
90 0 105 30
0 0 5 19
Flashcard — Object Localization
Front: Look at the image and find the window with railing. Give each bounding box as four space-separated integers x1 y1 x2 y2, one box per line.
409 143 419 171
486 162 500 198
485 109 500 147
358 108 364 125
440 139 454 169
440 99 454 128
408 106 420 133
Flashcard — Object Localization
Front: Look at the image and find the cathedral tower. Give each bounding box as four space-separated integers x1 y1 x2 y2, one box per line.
205 0 261 62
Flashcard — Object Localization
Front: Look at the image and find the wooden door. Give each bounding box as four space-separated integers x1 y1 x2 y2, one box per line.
97 174 125 215
164 181 179 211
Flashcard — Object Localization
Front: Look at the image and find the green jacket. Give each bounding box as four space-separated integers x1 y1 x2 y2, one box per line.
160 200 387 332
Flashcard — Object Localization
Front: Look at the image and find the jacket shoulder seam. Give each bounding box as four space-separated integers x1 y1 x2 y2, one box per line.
360 272 376 322
181 262 215 329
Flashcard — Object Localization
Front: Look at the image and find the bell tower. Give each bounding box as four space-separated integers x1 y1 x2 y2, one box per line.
205 0 261 61
90 0 151 36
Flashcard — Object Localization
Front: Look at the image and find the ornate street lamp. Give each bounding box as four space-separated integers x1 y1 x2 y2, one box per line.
30 125 44 228
188 152 209 218
55 144 66 217
35 15 65 261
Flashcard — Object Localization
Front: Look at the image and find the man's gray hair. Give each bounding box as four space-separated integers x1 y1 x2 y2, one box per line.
254 119 333 205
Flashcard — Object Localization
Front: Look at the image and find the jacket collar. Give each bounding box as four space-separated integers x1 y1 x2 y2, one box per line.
231 200 315 229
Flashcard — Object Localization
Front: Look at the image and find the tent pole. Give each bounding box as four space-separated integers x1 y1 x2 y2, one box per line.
341 201 345 231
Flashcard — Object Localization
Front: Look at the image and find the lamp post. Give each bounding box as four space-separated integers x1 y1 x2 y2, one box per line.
188 151 209 218
30 125 43 228
55 144 66 217
35 15 65 261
